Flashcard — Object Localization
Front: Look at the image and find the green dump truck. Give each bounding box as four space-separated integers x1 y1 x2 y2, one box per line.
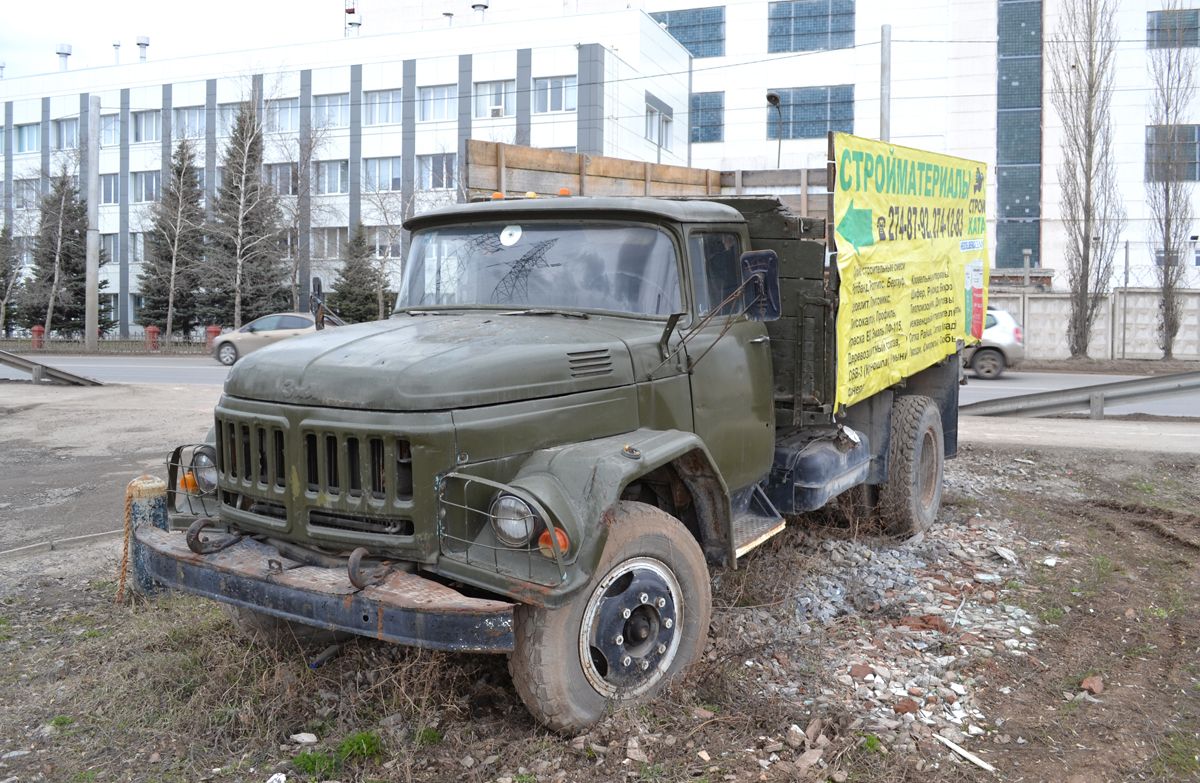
136 136 986 732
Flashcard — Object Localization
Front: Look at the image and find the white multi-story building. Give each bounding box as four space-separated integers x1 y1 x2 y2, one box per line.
2 0 1198 337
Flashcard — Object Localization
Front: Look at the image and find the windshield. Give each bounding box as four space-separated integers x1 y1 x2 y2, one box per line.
398 221 683 316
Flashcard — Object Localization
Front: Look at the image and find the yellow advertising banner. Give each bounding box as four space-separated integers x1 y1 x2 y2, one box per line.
832 132 989 408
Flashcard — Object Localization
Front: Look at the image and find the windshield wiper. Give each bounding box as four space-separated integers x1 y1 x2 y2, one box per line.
498 308 589 319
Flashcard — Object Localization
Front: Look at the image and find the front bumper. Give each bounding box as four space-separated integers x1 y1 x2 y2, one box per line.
134 525 514 653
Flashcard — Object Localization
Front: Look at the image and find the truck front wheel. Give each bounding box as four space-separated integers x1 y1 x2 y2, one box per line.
509 501 712 733
880 395 944 536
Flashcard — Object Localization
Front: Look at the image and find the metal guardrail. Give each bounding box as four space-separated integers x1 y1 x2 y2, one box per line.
959 370 1200 418
0 350 103 386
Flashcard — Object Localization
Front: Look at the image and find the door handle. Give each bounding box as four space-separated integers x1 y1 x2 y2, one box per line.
749 336 770 345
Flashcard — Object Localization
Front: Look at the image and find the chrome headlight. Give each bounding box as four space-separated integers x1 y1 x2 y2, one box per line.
489 493 540 547
190 447 219 495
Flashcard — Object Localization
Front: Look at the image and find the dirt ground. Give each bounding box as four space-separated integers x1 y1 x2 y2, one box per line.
0 387 1198 782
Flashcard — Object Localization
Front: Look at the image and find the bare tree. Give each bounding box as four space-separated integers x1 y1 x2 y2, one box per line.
360 186 407 319
1145 1 1198 359
0 226 22 336
142 138 205 342
1047 0 1126 357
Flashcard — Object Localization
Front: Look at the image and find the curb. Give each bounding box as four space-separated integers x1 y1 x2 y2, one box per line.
0 529 124 562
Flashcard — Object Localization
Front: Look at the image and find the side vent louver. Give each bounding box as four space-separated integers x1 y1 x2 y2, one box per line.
567 348 613 378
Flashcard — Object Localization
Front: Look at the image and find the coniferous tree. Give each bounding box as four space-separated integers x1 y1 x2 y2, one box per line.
140 138 205 340
204 103 287 327
18 171 112 336
0 226 22 337
329 225 391 323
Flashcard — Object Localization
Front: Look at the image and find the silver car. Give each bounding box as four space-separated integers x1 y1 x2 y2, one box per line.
963 307 1024 379
212 312 317 366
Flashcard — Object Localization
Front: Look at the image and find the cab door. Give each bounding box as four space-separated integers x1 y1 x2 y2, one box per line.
683 228 775 490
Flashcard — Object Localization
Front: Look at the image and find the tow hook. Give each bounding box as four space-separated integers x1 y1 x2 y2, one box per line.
347 547 393 589
185 518 244 555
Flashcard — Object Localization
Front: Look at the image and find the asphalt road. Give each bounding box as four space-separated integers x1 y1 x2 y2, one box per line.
1 354 1197 416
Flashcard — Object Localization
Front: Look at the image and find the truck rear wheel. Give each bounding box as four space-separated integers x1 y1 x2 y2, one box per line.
880 395 944 536
509 501 712 733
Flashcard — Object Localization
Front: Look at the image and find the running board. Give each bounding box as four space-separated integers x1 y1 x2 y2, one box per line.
731 484 786 559
0 350 103 386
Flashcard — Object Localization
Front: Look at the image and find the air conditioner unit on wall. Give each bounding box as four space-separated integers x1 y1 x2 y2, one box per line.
490 107 504 118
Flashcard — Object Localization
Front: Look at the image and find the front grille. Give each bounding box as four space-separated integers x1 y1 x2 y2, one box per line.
302 432 413 503
215 406 419 540
216 417 287 491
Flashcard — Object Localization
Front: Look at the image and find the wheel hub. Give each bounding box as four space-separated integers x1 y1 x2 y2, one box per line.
579 557 681 698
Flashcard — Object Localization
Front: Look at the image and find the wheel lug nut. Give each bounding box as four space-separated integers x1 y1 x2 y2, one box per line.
664 618 673 629
639 592 649 604
622 656 632 667
615 634 624 645
640 659 650 670
622 608 632 619
656 597 666 608
657 643 666 654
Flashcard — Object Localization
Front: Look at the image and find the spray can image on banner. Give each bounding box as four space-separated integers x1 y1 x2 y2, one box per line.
964 260 984 339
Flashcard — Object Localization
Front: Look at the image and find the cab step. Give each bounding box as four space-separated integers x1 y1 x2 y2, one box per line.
731 485 786 559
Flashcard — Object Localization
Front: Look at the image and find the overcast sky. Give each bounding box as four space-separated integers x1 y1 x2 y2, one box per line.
0 1 359 78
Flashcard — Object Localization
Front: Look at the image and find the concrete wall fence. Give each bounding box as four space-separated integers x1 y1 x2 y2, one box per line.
989 289 1200 361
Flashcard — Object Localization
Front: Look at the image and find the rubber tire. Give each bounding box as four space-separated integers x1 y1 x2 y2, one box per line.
508 501 712 733
216 342 238 366
223 605 348 647
971 348 1005 379
879 395 944 537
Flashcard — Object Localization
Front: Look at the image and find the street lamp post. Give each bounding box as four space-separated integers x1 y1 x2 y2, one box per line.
766 91 782 169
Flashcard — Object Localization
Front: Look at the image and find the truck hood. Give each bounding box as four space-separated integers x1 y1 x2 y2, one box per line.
224 313 637 411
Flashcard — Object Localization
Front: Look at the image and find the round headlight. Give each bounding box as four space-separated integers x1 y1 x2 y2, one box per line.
490 494 540 547
191 449 219 495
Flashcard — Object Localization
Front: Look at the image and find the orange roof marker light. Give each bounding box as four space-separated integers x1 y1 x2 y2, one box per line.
558 187 571 197
491 191 505 200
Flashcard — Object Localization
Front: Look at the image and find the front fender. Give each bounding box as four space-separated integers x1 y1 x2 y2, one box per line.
508 428 732 591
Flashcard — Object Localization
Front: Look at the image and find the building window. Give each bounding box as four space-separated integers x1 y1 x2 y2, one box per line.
265 98 300 133
311 226 349 259
132 110 160 143
101 114 119 147
645 106 672 150
101 233 118 263
217 103 241 136
316 160 349 195
766 85 854 139
689 92 724 143
364 89 402 125
370 226 401 258
313 93 351 128
15 124 39 154
14 180 39 210
100 174 120 205
1146 124 1200 181
131 171 161 202
1148 8 1199 48
417 153 456 190
768 0 855 53
53 118 79 150
418 85 458 122
474 80 516 118
533 76 577 113
267 162 297 196
363 156 403 191
129 232 145 265
174 106 205 139
649 6 726 58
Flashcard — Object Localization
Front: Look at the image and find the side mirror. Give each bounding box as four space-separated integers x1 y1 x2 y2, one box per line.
739 250 781 322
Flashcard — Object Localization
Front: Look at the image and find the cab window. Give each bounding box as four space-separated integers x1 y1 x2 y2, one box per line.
688 231 743 317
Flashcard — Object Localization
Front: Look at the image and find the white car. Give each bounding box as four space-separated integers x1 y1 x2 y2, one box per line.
963 307 1025 379
212 313 317 366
